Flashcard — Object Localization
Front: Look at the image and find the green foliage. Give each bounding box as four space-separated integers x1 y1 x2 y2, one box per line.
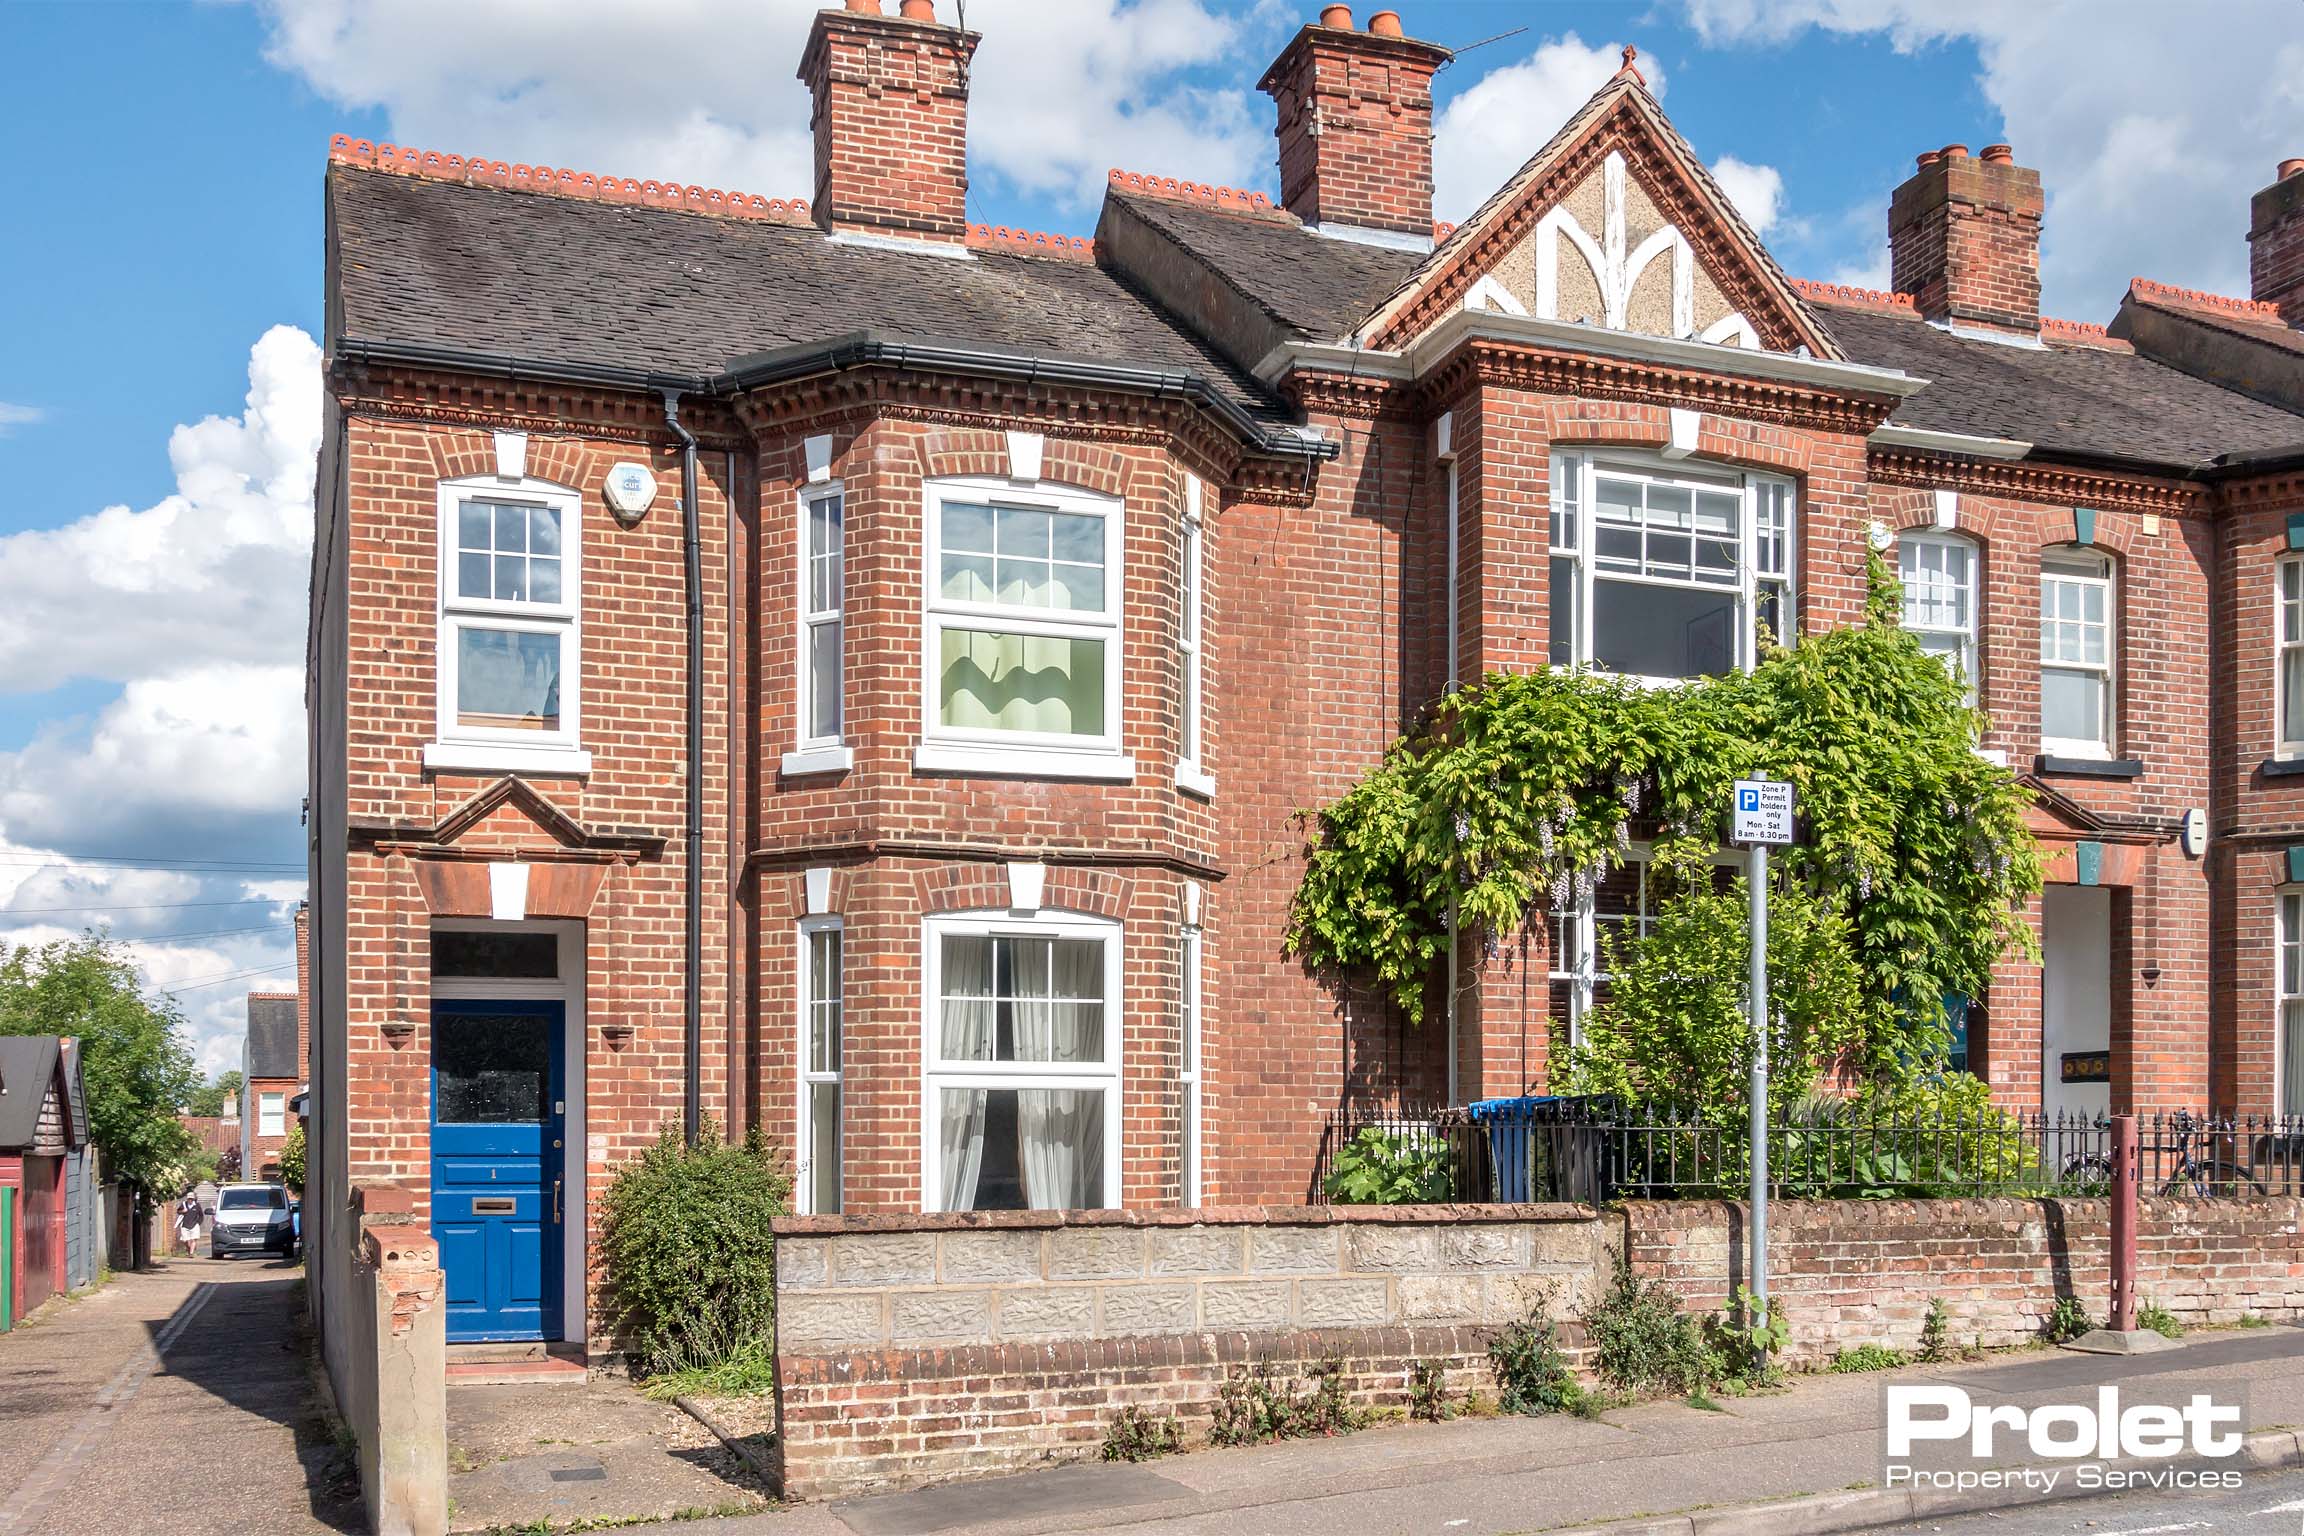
1287 555 2043 1105
1712 1286 1789 1386
1100 1405 1182 1462
1322 1128 1452 1204
2044 1295 2094 1344
1207 1356 1367 1445
636 1338 777 1402
1584 1265 1718 1398
598 1121 790 1379
0 936 201 1196
185 1069 243 1119
1407 1358 1456 1422
1829 1343 1907 1373
1917 1297 1953 1363
2136 1300 2185 1340
1772 1075 2043 1199
277 1124 307 1195
1486 1299 1588 1416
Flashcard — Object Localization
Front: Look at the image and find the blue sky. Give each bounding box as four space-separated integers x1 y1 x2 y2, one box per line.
0 0 2294 1075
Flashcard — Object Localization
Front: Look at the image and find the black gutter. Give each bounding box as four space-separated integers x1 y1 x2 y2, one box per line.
331 333 1336 463
661 391 706 1148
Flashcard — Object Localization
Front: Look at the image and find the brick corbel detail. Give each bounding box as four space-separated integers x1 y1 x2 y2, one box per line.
1424 340 1899 436
1867 447 2207 519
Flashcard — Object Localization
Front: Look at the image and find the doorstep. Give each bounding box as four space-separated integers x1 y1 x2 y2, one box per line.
446 1340 589 1387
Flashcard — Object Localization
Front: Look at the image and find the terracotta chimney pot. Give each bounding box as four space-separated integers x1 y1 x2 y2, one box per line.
1916 150 1941 169
1981 143 2014 165
1319 4 1353 28
1368 9 1403 35
2281 158 2304 181
843 0 882 12
897 0 935 17
1941 143 1970 160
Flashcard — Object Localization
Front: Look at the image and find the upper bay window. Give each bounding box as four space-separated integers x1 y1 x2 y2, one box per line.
428 476 587 775
1548 453 1795 681
1899 532 1980 701
916 477 1131 780
2039 547 2115 758
784 483 851 777
2280 559 2304 757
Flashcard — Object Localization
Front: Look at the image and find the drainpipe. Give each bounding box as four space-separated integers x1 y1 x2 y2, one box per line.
1441 430 1461 1106
662 391 705 1147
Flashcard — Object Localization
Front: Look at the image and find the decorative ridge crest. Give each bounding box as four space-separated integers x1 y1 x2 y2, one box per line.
1789 278 1917 313
2130 276 2288 322
1107 168 1281 218
966 223 1095 262
328 134 813 224
1432 220 1458 243
2040 315 2127 349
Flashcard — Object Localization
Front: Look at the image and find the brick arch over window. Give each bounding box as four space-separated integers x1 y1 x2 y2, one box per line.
425 431 598 491
911 429 1137 501
1544 405 1815 478
914 862 1134 923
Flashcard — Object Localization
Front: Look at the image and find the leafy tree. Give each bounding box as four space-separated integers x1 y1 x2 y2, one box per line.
185 1069 244 1119
1288 554 2043 1097
276 1123 306 1194
0 935 202 1200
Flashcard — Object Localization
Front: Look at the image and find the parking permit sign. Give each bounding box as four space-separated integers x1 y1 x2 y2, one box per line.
1732 779 1794 845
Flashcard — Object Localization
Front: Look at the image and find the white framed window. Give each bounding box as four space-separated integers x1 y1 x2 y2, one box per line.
1900 532 1980 701
785 485 851 776
1176 479 1214 798
916 477 1132 780
1179 925 1203 1206
258 1092 286 1138
2280 560 2304 758
427 476 589 775
2040 547 2114 757
921 911 1122 1212
1550 845 1740 1042
2281 892 2304 1116
1548 452 1795 681
796 918 843 1214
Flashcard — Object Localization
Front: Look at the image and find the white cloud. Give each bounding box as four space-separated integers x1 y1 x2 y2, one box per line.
255 0 1266 218
0 402 41 437
1434 35 1665 225
1683 0 2304 316
1710 154 1784 235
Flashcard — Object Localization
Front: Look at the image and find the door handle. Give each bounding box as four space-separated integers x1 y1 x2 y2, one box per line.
553 1178 562 1225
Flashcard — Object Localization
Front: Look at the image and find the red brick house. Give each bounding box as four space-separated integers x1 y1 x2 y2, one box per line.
305 3 2304 1354
240 907 313 1181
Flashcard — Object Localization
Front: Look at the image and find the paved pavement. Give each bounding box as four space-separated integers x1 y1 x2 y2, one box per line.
0 1256 355 1536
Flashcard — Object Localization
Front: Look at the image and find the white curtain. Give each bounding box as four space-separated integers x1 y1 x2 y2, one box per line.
938 937 996 1211
1018 939 1106 1209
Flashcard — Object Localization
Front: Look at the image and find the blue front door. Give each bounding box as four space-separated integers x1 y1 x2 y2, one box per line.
431 1000 565 1342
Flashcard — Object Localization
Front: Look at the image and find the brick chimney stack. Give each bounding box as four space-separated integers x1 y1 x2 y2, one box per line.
1258 7 1453 242
1888 141 2044 337
797 0 980 245
2251 158 2304 325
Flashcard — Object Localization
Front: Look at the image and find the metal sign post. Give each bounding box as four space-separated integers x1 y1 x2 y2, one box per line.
1730 775 1794 1347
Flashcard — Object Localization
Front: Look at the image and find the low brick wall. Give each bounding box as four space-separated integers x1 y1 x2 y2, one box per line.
1625 1196 2304 1364
770 1204 1609 1499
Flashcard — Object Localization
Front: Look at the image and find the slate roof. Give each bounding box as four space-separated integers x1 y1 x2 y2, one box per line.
0 1036 62 1150
328 167 1284 421
1104 190 1421 342
244 995 301 1081
1816 301 2304 468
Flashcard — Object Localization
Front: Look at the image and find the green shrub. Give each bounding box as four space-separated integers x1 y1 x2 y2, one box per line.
2043 1295 2094 1344
276 1124 306 1195
1709 1286 1788 1388
1487 1298 1587 1416
1207 1356 1366 1445
1408 1358 1455 1422
1917 1296 1951 1363
1100 1406 1182 1462
599 1121 790 1380
1584 1266 1718 1398
2136 1300 2185 1340
1323 1128 1452 1204
1829 1343 1906 1373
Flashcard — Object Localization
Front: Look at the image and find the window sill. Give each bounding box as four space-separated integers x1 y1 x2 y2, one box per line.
2034 753 2143 780
912 743 1137 782
780 744 855 777
1974 746 2010 768
423 741 593 778
2260 756 2304 780
1175 762 1217 799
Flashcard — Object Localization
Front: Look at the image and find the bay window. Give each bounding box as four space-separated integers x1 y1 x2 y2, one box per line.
1550 845 1740 1042
1177 479 1213 796
787 484 848 774
797 918 842 1215
1179 925 1203 1206
430 476 585 773
2281 560 2304 756
1548 453 1795 680
923 913 1121 1211
2283 894 2304 1116
2039 548 2114 757
918 478 1129 778
1899 532 1980 700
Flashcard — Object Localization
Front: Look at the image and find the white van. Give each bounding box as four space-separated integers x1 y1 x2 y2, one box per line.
209 1182 294 1259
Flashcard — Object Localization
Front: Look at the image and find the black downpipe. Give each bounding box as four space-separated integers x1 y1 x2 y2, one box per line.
663 391 705 1147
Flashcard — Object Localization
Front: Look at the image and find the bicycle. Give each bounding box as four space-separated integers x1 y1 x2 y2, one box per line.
2148 1110 2265 1198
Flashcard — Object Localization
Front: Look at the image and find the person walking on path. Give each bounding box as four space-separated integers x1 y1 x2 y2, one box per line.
173 1194 201 1258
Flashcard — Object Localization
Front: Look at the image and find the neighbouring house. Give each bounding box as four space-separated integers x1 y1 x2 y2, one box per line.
0 1036 93 1323
305 1 2304 1361
241 907 313 1183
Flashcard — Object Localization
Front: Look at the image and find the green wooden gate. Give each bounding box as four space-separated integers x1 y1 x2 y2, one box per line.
1 1184 15 1331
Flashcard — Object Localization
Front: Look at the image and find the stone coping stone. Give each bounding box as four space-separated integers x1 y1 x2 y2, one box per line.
772 1202 1597 1237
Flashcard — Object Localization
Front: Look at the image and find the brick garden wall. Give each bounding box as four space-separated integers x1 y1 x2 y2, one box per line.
1624 1196 2304 1366
769 1203 1611 1499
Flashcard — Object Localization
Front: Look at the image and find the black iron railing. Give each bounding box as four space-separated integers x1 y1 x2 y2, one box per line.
1313 1102 2304 1206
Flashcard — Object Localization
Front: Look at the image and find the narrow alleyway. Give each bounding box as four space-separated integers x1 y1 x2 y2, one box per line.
0 1256 356 1536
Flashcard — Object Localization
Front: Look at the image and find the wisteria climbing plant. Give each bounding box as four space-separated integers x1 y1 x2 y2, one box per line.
1285 554 2045 1082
